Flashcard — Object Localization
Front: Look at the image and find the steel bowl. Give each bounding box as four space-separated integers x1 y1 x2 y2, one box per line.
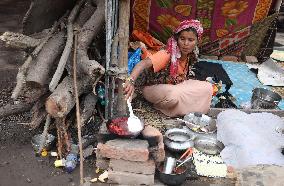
156 163 188 186
164 128 194 152
193 136 224 155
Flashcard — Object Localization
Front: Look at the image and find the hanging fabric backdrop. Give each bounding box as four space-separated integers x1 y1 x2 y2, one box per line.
130 0 274 56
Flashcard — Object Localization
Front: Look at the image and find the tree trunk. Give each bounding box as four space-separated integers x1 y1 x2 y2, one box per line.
26 31 66 88
0 31 40 50
45 76 91 118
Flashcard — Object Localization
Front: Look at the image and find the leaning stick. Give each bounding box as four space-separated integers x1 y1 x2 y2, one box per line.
73 33 84 185
49 0 85 92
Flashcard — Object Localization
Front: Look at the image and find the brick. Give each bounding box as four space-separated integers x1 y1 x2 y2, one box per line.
109 158 155 175
220 56 239 62
142 125 163 147
95 157 109 170
96 139 149 162
149 140 165 163
97 122 116 143
244 56 258 63
108 171 154 185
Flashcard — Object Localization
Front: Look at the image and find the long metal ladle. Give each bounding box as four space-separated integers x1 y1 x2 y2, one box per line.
126 98 143 132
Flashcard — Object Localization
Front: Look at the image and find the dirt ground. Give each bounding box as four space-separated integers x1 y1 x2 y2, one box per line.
0 1 97 186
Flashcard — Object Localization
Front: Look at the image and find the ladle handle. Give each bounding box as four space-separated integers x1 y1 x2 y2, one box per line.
127 98 135 118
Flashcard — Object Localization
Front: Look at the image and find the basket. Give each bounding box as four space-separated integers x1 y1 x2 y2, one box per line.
251 88 282 109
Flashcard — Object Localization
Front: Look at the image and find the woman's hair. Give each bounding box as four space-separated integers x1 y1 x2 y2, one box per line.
174 27 198 41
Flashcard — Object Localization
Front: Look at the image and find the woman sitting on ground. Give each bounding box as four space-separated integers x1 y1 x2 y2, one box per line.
123 19 213 117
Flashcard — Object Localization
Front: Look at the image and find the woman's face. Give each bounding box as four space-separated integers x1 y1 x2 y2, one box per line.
177 30 197 56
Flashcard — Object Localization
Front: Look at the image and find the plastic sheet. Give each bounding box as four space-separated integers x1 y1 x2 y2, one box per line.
217 109 284 169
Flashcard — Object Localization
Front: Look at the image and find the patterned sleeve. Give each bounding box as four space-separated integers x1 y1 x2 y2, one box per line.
148 50 170 72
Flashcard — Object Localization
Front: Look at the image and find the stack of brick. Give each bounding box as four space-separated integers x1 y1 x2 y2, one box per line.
96 123 165 185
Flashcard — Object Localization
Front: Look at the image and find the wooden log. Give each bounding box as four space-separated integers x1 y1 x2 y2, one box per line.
74 0 96 27
29 93 50 129
116 0 130 116
30 108 47 129
26 31 66 88
0 102 34 118
45 76 91 118
11 18 63 99
0 88 47 118
49 0 86 92
79 93 97 126
0 31 41 49
77 0 105 80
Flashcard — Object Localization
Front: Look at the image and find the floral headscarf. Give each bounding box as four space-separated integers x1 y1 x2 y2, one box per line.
166 19 203 77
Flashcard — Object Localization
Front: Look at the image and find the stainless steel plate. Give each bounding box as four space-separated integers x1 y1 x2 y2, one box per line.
194 136 224 155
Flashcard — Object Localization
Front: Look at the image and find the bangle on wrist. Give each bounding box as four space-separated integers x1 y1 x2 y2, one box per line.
126 76 135 85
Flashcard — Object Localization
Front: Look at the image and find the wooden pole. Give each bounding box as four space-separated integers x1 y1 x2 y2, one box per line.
116 0 130 116
73 33 84 185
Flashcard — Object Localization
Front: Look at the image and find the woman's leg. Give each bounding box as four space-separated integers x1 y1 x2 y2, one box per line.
142 80 212 117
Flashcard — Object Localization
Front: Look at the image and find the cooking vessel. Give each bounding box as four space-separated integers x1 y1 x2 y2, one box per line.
251 88 282 109
193 136 224 155
157 163 188 186
164 128 194 152
106 116 144 138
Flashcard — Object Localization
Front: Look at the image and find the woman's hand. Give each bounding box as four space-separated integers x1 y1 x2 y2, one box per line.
123 79 135 101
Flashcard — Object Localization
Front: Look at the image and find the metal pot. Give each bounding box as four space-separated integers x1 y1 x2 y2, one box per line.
251 88 282 109
164 128 194 152
156 163 188 186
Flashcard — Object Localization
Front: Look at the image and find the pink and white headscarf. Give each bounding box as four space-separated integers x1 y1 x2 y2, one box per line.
166 19 203 77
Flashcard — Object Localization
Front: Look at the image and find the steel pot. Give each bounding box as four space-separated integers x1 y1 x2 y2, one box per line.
157 163 188 186
164 128 194 152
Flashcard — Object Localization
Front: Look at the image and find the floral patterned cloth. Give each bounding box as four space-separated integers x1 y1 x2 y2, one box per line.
130 0 274 57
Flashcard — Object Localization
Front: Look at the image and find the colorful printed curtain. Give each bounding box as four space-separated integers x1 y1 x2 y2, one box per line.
130 0 273 56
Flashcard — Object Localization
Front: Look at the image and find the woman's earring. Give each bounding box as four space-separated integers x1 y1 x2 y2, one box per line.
194 46 199 58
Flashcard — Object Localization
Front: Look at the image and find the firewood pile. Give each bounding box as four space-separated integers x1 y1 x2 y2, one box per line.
0 0 106 158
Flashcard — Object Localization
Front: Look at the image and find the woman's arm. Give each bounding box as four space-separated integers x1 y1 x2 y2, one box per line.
123 58 152 100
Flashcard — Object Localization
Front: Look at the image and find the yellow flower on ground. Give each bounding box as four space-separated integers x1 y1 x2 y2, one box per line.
221 0 248 19
157 14 180 30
